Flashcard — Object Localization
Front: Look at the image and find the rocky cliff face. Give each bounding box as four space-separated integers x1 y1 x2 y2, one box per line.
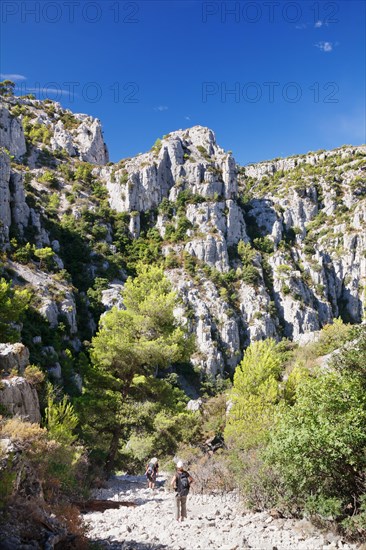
0 93 365 380
0 376 41 423
0 343 29 374
0 343 41 423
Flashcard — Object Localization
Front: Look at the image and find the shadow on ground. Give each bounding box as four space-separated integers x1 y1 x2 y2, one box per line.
89 538 169 549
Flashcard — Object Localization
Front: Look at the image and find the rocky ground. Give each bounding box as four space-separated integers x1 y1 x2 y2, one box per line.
85 474 361 550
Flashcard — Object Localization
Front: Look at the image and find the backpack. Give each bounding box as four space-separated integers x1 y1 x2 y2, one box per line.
176 471 190 497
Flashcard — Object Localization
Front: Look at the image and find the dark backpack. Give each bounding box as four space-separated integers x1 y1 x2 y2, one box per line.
176 471 190 496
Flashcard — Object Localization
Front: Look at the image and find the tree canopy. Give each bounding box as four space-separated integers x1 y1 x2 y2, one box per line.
0 278 31 343
225 339 284 450
81 264 195 473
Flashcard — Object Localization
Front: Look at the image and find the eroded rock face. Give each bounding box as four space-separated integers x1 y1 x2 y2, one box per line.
0 343 29 375
11 262 78 333
0 104 26 158
73 115 109 164
100 125 237 220
0 153 30 244
0 150 11 244
0 97 109 166
0 376 41 423
101 282 125 311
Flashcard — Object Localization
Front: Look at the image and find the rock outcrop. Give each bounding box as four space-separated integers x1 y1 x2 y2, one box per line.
100 125 237 223
0 343 29 374
0 376 41 423
1 96 109 166
0 103 26 158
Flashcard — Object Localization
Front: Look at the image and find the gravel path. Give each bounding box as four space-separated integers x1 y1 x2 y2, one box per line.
85 473 360 550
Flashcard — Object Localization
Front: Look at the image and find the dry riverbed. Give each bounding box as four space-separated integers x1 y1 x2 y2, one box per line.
85 474 361 550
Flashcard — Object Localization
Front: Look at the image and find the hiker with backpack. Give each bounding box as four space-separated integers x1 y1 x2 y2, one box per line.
145 457 159 489
170 460 194 522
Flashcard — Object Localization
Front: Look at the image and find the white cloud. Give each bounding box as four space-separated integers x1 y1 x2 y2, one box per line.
295 23 307 29
315 41 333 52
314 20 323 28
154 105 168 112
0 73 27 81
185 115 191 121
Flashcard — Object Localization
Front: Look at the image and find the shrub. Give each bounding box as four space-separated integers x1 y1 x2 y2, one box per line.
159 197 174 218
0 278 32 343
24 122 51 145
237 240 256 265
38 170 59 188
34 247 55 270
253 236 274 254
74 162 93 185
119 171 129 184
265 355 366 520
59 111 80 130
45 384 78 445
0 80 15 96
152 138 162 154
24 365 45 387
0 416 88 503
241 264 259 285
11 103 28 117
197 145 210 159
312 318 354 356
12 242 35 264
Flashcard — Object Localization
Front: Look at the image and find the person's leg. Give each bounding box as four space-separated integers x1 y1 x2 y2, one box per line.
181 496 187 519
175 495 181 520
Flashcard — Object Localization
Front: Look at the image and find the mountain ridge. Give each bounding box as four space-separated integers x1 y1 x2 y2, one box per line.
0 92 365 385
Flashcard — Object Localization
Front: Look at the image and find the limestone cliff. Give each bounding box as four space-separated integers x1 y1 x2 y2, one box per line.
0 92 365 379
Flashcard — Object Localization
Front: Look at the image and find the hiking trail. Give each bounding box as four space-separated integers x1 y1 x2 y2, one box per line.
85 473 360 550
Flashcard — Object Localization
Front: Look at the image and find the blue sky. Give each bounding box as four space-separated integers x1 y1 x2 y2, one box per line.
1 0 365 164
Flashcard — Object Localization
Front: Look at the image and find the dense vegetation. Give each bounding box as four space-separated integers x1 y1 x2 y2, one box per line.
75 264 197 475
208 322 366 540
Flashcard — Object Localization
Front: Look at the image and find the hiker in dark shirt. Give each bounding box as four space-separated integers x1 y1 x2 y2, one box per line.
170 460 194 521
145 457 159 489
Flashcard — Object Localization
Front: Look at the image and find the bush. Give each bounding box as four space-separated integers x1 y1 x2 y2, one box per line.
74 162 93 185
12 242 35 264
253 236 274 253
265 360 366 520
34 247 55 270
45 384 78 445
0 278 32 343
313 318 354 356
152 138 162 154
24 123 51 145
38 170 59 188
0 417 88 503
24 365 45 387
237 240 256 265
241 264 259 285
